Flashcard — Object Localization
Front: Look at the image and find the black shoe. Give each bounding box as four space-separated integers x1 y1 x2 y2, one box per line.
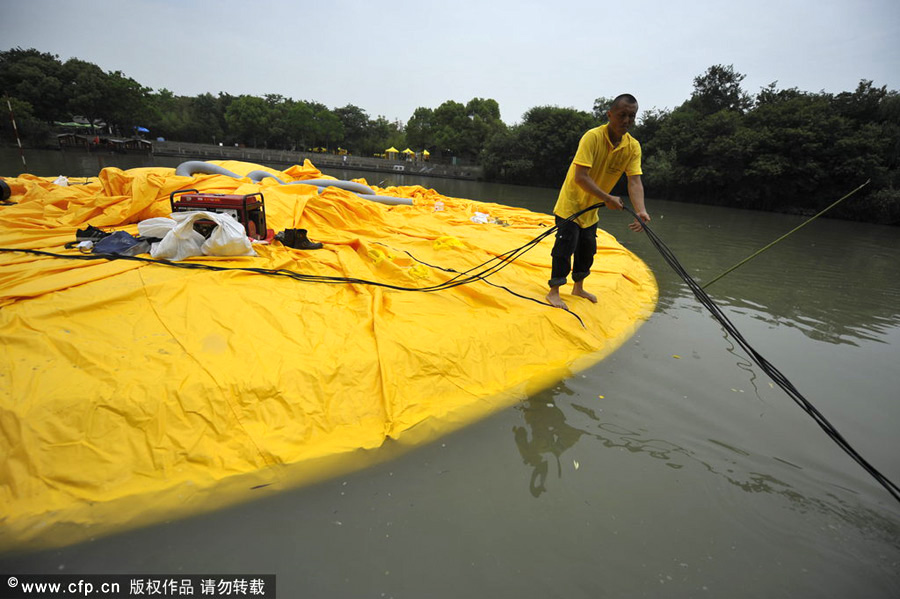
294 229 324 250
76 225 110 241
276 228 323 250
66 225 111 248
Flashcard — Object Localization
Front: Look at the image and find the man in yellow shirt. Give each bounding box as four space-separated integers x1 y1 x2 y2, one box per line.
547 94 651 310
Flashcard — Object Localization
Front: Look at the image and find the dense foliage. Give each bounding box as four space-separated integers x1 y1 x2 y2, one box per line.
487 65 899 223
0 47 496 161
0 48 409 156
2 49 897 223
481 106 597 185
634 65 900 223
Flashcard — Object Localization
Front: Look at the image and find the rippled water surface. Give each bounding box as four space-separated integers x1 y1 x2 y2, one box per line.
2 152 899 597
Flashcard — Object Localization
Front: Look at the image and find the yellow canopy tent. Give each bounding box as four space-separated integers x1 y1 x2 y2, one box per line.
402 148 414 154
423 149 431 161
385 147 399 158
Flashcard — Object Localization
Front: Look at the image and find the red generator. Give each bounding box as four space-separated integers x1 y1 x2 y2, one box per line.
169 189 273 240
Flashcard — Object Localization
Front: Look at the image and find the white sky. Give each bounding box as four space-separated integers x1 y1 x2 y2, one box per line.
2 0 898 125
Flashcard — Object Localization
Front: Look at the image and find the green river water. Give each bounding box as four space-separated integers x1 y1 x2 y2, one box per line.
1 149 898 598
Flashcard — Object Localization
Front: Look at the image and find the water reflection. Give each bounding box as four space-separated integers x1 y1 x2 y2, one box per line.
512 384 900 547
719 327 767 401
513 383 693 497
513 396 586 497
640 201 900 348
697 447 900 549
652 265 900 350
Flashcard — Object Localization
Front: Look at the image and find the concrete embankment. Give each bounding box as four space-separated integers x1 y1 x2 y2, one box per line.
152 141 483 181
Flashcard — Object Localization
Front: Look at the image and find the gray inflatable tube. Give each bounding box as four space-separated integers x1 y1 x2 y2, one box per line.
286 179 411 205
355 193 413 206
174 161 241 178
247 170 286 184
175 161 412 205
289 178 376 195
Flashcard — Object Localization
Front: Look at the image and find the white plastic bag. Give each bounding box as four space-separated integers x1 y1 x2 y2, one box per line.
138 217 177 239
201 212 255 257
149 214 205 261
141 211 256 261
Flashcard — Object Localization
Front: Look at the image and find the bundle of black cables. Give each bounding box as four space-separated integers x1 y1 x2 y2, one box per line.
0 219 561 294
617 202 900 505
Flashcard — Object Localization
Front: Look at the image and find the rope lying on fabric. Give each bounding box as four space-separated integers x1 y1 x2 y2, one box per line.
620 202 900 505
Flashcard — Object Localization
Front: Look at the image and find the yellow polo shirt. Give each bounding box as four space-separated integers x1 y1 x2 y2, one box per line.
553 124 642 227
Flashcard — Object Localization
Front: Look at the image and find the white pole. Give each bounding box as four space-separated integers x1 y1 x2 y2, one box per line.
5 95 27 169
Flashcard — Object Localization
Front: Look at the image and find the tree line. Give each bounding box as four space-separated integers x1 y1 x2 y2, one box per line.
2 49 897 223
485 66 899 224
0 47 503 162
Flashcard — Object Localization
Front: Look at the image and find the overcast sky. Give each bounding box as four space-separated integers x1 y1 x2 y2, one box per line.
2 0 898 124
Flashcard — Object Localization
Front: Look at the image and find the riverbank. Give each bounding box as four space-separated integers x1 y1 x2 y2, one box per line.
3 140 484 181
152 141 483 181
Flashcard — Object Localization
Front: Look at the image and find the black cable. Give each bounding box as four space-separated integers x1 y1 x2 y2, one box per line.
378 242 586 327
620 204 900 505
0 244 542 295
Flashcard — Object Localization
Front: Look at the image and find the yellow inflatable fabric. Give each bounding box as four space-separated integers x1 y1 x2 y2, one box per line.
0 160 657 550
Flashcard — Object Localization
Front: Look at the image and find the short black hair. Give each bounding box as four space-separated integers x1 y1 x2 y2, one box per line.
611 94 638 109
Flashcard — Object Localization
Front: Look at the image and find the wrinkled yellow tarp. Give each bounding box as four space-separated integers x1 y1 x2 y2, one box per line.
0 160 657 550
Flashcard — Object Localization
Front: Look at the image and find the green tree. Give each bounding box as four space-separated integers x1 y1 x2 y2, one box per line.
309 103 344 149
465 97 506 159
0 48 67 122
834 80 887 123
334 104 369 153
261 94 289 148
0 95 51 144
482 127 530 182
105 70 150 135
189 93 225 144
405 107 435 151
591 96 615 120
224 95 269 147
483 106 597 185
521 106 599 184
366 115 405 155
283 100 315 150
687 64 752 115
62 58 109 132
146 88 180 139
634 69 899 222
407 98 505 162
432 100 470 159
741 86 836 207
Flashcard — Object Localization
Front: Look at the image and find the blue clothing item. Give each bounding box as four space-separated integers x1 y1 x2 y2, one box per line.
92 231 149 256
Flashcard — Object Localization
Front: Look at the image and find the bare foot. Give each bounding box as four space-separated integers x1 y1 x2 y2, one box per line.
546 287 569 310
572 282 598 303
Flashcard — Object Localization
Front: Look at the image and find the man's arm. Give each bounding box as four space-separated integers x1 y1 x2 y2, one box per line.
626 174 650 232
573 165 624 210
